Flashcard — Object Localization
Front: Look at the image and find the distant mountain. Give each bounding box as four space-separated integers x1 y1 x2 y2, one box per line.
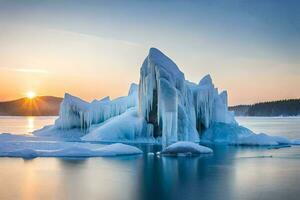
229 99 300 117
0 96 63 116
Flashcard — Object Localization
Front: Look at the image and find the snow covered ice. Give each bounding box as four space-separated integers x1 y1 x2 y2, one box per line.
0 135 143 158
0 47 299 158
161 141 213 155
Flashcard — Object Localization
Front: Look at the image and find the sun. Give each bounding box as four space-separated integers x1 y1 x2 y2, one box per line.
26 91 36 99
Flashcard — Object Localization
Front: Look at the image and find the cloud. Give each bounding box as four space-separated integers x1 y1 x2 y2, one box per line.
0 67 50 74
49 28 142 47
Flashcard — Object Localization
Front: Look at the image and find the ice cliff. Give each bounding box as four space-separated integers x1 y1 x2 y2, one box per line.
36 48 283 146
55 83 138 130
138 48 235 145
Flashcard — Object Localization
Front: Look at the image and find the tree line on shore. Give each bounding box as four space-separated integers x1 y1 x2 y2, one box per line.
229 99 300 116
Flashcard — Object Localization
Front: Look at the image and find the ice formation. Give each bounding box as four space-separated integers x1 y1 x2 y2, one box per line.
292 139 300 145
138 48 235 146
0 137 142 158
82 108 146 142
55 83 138 130
161 141 213 155
32 47 294 147
0 47 299 159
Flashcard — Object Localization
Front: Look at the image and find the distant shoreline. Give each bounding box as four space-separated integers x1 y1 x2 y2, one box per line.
229 99 300 117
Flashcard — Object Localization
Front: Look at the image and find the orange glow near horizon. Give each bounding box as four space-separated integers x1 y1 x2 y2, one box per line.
26 91 36 99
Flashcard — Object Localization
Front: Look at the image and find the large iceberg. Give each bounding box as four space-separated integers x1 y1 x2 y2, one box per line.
138 48 235 146
32 47 293 147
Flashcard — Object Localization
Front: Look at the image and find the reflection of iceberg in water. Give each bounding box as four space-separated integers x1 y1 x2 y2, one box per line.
135 145 238 200
34 48 296 147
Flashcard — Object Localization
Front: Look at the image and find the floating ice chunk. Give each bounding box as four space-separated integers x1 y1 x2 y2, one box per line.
161 141 213 155
97 143 143 156
8 149 39 159
291 139 300 145
0 140 142 157
234 134 291 146
202 123 292 146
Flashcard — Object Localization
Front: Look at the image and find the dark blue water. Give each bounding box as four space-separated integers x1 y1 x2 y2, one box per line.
0 117 300 200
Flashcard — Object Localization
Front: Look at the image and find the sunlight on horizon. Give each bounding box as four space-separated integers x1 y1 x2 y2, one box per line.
26 91 36 99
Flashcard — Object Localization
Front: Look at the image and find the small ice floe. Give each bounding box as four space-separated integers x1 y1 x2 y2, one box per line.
291 139 300 145
0 142 143 158
233 133 291 146
161 141 213 156
147 152 155 156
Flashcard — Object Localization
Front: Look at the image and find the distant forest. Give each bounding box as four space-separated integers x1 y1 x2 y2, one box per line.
229 99 300 116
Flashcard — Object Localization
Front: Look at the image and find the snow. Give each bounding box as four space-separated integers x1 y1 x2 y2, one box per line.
82 108 146 141
33 125 85 141
0 133 37 141
161 141 213 155
0 135 142 158
97 143 142 156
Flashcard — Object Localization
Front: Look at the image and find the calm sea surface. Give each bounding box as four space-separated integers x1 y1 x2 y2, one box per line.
0 116 300 200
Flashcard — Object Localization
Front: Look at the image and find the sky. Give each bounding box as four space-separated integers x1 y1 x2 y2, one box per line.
0 0 299 105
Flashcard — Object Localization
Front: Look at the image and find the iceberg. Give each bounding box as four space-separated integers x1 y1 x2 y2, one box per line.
28 47 297 149
2 47 298 159
138 48 236 146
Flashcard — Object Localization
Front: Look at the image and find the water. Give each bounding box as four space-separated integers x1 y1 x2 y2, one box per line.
0 116 57 135
236 116 300 139
0 116 300 200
